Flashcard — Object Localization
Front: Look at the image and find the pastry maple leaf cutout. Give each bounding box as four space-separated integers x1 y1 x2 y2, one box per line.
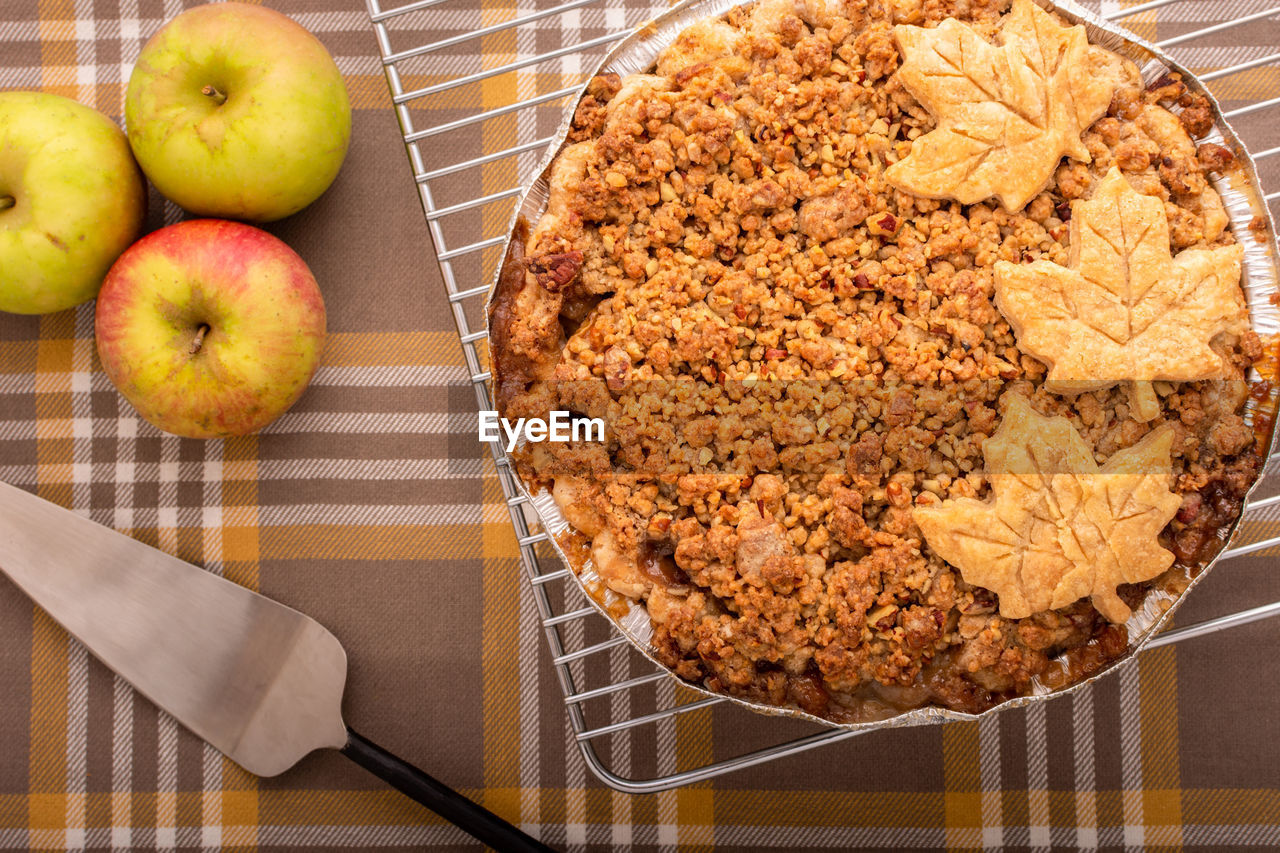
886 0 1126 212
995 168 1247 422
913 395 1182 624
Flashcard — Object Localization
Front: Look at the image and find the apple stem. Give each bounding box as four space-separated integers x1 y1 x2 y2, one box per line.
201 85 228 106
190 324 211 356
0 196 13 212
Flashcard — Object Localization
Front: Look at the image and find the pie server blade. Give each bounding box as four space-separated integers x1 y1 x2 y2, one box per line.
0 480 553 853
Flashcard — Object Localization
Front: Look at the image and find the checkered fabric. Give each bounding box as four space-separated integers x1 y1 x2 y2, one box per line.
1 0 1279 850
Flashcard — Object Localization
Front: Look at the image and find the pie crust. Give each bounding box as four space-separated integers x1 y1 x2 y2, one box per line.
489 0 1266 721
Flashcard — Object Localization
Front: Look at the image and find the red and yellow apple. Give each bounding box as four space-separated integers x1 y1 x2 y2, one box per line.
125 2 351 223
0 91 146 315
95 219 326 439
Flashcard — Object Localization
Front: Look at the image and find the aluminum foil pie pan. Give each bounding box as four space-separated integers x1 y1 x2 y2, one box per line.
486 0 1280 730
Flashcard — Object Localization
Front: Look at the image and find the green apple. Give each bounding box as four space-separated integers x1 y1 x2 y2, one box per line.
0 92 146 315
125 2 351 223
95 219 326 439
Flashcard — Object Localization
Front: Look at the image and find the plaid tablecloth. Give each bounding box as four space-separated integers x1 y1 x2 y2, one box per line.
2 0 1279 850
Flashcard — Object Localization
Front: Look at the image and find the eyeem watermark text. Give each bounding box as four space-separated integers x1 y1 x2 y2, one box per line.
479 410 605 452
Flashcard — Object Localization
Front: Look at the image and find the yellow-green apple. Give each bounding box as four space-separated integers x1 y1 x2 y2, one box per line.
95 219 326 439
0 91 146 315
125 3 351 223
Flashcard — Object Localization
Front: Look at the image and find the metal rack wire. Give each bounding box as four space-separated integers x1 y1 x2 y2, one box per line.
365 0 1280 793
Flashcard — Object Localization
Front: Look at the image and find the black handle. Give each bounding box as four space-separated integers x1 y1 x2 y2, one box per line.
341 727 556 853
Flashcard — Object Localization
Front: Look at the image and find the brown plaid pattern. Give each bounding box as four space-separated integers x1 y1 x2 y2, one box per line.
1 0 1279 850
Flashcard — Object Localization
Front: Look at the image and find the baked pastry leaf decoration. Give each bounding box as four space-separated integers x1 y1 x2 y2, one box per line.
995 167 1247 422
886 0 1122 211
913 395 1182 624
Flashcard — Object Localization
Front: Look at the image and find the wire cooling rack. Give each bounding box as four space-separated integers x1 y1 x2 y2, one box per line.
364 0 1280 793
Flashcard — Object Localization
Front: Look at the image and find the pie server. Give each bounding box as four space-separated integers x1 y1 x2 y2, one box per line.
0 480 553 853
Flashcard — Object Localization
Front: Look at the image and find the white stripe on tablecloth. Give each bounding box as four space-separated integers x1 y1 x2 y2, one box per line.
709 825 951 847
73 0 95 110
259 411 478 435
1120 663 1145 851
255 503 483 527
654 673 679 853
609 641 633 850
0 365 471 395
1026 701 1050 851
309 364 470 387
0 411 478 440
8 822 1277 850
200 743 222 851
202 440 224 578
0 65 39 86
153 181 183 843
197 427 225 843
562 580 588 853
518 549 542 837
252 457 484 481
152 198 185 557
199 439 227 852
1185 823 1280 846
522 6 558 185
255 824 476 846
0 54 376 85
0 20 39 39
1101 0 1264 25
114 0 141 119
0 824 939 848
61 270 97 852
64 640 88 853
1073 688 1099 851
1161 44 1280 72
0 457 485 487
155 439 180 556
979 712 1003 849
111 676 133 852
154 589 180 851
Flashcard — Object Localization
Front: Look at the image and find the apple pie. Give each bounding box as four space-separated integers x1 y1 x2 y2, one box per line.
490 0 1269 721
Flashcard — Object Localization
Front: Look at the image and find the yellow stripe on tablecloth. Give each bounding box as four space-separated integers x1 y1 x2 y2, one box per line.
18 78 400 117
708 790 943 826
1139 647 1182 850
477 8 528 823
344 75 394 111
1097 786 1125 838
1001 785 1030 842
27 311 76 843
7 332 466 381
257 789 456 827
3 786 1280 839
1184 788 1280 825
322 332 466 368
942 721 981 852
37 0 74 97
220 438 261 845
27 610 67 815
1049 786 1078 835
221 438 261 593
0 341 38 374
481 490 523 814
1115 20 1156 42
675 708 715 851
1229 518 1280 558
1200 68 1280 102
260 522 496 561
